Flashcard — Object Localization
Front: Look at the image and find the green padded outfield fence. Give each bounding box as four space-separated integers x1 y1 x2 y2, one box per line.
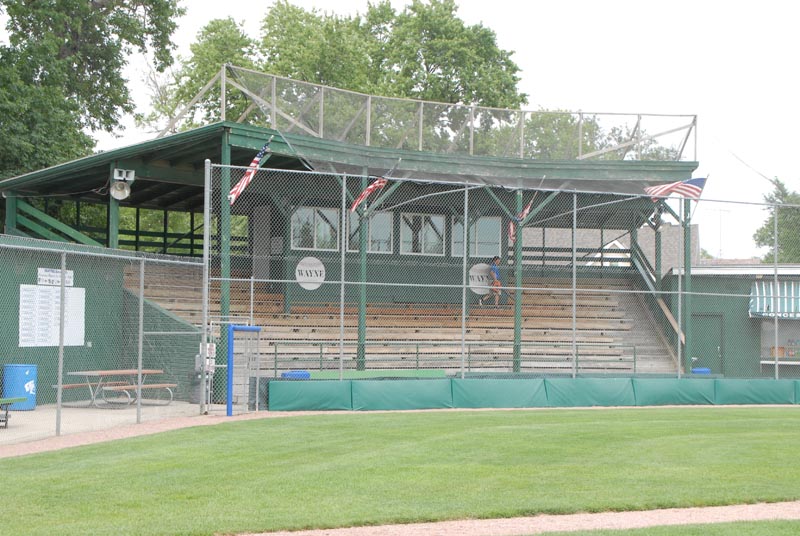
267 378 800 411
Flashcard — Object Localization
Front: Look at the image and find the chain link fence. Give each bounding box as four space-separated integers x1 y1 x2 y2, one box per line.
227 66 697 162
210 163 800 411
0 236 203 444
4 162 799 443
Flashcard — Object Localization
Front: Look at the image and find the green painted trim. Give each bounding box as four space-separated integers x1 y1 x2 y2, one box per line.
0 122 232 190
17 200 103 246
483 186 515 220
16 214 70 243
4 192 17 232
655 228 662 291
364 180 402 217
660 200 680 222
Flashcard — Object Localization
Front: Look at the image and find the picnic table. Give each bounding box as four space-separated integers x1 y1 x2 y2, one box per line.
64 369 176 406
0 397 27 428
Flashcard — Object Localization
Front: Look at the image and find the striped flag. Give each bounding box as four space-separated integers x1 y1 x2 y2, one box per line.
644 177 707 201
350 178 388 213
508 196 535 245
229 140 272 205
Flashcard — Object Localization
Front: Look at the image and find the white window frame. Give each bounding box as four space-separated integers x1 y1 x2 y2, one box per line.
452 216 501 258
347 211 394 254
290 206 340 252
400 212 445 256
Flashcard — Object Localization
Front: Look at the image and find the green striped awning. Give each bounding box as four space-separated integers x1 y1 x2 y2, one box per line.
749 281 800 318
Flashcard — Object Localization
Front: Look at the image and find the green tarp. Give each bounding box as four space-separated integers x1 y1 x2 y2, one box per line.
266 378 800 411
452 378 548 408
633 378 715 406
351 379 453 410
714 379 796 405
269 380 352 411
544 378 636 407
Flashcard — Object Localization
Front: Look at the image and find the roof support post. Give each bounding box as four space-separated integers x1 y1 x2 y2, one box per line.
655 225 662 292
4 191 17 233
107 164 119 248
219 129 232 384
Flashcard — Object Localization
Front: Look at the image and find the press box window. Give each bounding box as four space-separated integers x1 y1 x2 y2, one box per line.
291 207 339 251
348 211 393 253
400 213 445 256
452 216 501 257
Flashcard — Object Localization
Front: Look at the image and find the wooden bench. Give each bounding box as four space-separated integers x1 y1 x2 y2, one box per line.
101 383 177 405
54 381 128 390
0 397 27 429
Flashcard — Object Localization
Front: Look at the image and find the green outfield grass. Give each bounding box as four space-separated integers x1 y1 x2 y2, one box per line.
3 407 800 535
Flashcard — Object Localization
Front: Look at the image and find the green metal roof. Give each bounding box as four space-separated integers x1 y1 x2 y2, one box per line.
0 121 698 216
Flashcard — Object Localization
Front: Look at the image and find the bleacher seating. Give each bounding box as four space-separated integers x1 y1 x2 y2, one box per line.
125 267 675 376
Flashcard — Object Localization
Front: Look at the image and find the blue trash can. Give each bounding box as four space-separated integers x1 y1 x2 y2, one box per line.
2 364 37 410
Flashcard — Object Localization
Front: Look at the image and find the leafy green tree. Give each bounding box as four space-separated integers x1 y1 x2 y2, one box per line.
138 17 259 132
0 0 185 179
260 1 370 91
153 0 526 132
753 179 800 262
3 0 184 133
376 0 525 108
0 50 93 179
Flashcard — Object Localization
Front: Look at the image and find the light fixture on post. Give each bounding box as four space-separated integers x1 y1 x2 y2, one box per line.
110 169 135 201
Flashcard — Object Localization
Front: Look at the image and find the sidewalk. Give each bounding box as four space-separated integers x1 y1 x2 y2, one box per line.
0 401 208 446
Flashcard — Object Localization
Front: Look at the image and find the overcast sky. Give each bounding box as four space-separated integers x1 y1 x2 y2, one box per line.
24 1 800 258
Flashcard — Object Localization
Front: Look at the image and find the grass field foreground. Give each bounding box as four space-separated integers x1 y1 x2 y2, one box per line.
2 407 800 535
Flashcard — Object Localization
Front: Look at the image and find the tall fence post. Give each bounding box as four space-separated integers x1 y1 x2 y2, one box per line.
460 186 469 379
55 252 66 436
339 174 347 381
774 203 780 380
200 160 211 415
136 258 145 423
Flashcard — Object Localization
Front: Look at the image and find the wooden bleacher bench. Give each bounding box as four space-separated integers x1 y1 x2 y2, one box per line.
0 397 27 429
101 383 177 405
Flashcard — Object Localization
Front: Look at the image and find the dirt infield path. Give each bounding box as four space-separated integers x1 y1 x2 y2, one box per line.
247 501 800 535
3 410 800 535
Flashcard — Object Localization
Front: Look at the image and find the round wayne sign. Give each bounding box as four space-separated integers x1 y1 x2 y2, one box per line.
295 257 326 290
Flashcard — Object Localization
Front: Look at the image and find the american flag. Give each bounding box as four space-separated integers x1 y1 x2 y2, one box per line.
508 196 535 245
350 178 388 213
228 140 272 206
644 177 707 201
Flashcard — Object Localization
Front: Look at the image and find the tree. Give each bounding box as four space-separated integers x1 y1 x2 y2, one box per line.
0 0 184 179
376 0 525 108
753 179 800 262
138 17 259 132
153 0 526 131
0 49 93 179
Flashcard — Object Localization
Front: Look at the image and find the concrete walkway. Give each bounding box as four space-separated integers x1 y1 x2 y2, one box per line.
0 401 215 446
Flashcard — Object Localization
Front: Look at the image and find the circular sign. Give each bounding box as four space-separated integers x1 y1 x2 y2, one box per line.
295 257 326 290
468 263 493 295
